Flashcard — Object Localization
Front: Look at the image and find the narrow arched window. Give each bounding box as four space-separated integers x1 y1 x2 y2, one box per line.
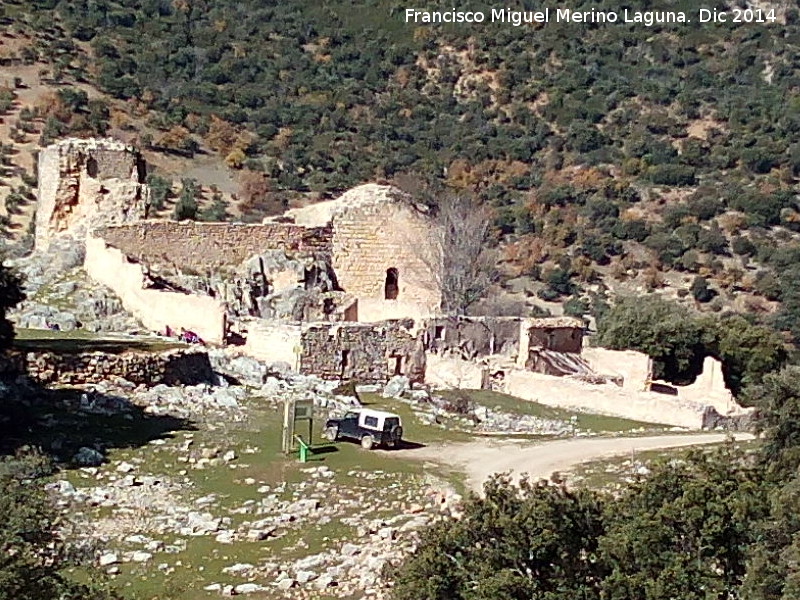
384 268 399 300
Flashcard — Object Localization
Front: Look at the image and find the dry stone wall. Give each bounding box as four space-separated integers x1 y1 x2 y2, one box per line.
1 348 213 387
241 320 303 369
299 320 424 383
36 138 150 250
526 325 583 354
96 221 333 272
502 367 751 429
425 316 522 359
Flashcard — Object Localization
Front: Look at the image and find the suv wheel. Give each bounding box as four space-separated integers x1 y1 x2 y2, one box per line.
360 435 374 450
323 425 338 442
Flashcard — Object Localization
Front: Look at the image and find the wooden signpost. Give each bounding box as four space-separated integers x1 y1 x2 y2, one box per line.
282 398 314 458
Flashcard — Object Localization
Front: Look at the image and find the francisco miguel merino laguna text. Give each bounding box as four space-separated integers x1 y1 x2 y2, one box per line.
404 7 691 26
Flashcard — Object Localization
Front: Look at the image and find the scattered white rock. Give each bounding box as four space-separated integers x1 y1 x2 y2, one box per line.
276 578 296 591
382 375 410 398
234 583 265 594
222 563 253 575
131 551 152 563
99 552 119 567
296 569 317 584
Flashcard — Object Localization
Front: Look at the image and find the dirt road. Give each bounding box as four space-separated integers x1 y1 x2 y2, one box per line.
411 433 754 492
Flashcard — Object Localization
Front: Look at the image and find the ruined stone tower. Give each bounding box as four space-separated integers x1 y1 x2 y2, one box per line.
36 138 150 250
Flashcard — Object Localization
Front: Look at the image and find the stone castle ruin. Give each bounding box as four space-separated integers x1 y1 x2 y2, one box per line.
27 138 752 429
36 139 150 251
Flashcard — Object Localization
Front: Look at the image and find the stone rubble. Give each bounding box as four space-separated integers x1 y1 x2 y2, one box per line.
38 360 463 599
50 455 457 599
8 238 144 334
374 382 581 437
24 338 618 597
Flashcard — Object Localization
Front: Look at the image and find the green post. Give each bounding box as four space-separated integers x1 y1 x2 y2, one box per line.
295 435 309 463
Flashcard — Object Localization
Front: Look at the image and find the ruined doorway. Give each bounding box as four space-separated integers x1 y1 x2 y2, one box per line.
86 157 98 178
389 355 404 376
340 349 350 378
384 268 399 300
304 266 320 290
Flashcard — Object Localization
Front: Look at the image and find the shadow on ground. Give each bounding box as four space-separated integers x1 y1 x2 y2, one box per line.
0 378 196 464
397 440 426 450
13 336 186 355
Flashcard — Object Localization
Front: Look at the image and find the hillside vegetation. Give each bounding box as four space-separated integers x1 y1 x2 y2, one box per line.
1 0 800 350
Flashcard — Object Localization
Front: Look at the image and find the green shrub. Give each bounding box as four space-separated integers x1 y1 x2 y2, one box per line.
731 236 757 257
697 224 728 254
0 449 120 600
647 164 697 186
145 174 172 211
690 276 717 303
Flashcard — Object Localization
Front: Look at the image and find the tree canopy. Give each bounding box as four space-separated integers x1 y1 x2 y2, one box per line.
392 444 767 600
596 296 787 395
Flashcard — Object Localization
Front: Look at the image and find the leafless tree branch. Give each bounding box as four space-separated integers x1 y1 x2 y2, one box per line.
422 195 500 315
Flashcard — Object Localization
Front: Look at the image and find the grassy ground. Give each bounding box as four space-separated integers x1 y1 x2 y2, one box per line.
437 389 671 433
57 396 442 600
358 392 474 445
33 368 678 599
60 385 683 599
14 328 184 354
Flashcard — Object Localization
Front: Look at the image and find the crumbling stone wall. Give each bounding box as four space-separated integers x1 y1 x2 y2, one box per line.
36 138 150 250
516 317 585 371
582 347 651 391
502 367 751 429
525 317 584 354
425 316 521 359
425 353 489 389
242 320 302 369
85 235 227 344
299 320 424 383
3 348 213 387
95 221 332 272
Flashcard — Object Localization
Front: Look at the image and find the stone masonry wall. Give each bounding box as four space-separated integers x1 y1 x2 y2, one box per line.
299 320 423 383
96 221 333 272
503 368 740 429
84 235 227 343
1 348 214 387
36 138 150 250
330 186 442 319
425 316 522 359
527 326 583 354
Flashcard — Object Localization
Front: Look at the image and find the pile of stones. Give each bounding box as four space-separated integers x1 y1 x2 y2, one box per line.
9 237 143 333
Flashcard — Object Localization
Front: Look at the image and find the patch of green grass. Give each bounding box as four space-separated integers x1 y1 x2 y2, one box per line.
57 393 461 600
440 389 671 433
14 328 185 354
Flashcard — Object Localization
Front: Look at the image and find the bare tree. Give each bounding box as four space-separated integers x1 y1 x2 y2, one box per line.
429 195 500 315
